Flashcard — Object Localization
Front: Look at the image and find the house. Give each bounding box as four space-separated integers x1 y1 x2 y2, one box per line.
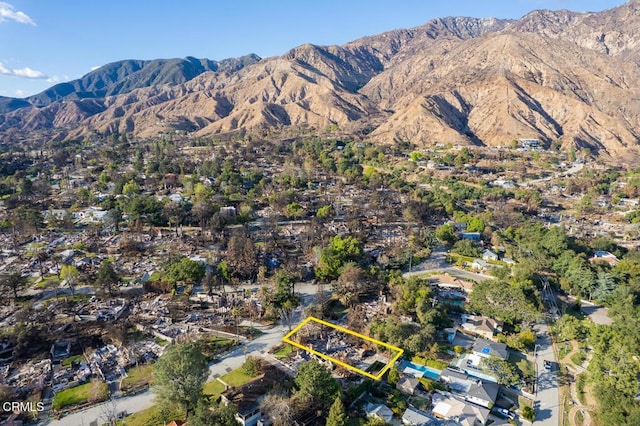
453 222 467 233
441 368 475 393
472 338 508 360
365 403 394 424
167 193 184 204
166 421 186 426
50 341 71 362
481 250 498 262
402 406 437 425
466 381 499 408
502 257 515 266
72 206 108 223
42 209 67 223
220 206 237 218
470 259 488 271
397 376 422 395
589 250 619 266
520 139 541 150
440 368 497 408
221 365 279 426
460 315 503 341
491 179 515 189
432 393 490 426
461 232 481 241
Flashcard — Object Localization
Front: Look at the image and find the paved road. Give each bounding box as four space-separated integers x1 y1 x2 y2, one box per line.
533 323 560 426
402 246 494 282
43 285 321 426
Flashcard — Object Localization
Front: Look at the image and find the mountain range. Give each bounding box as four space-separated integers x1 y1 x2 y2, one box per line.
2 0 640 159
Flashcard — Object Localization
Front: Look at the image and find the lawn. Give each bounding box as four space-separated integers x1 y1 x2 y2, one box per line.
154 337 170 346
203 380 226 400
117 404 184 426
220 367 254 387
274 344 294 358
52 381 109 410
61 355 85 368
121 365 153 392
197 336 236 361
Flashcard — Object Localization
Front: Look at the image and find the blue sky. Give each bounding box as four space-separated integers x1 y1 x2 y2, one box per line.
0 0 626 97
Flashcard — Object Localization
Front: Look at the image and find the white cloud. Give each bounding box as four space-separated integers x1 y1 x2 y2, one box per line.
91 66 100 71
13 67 45 78
47 75 60 84
0 2 36 26
15 89 24 97
0 62 47 79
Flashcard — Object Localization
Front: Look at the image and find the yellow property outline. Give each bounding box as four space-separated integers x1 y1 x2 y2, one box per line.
282 316 404 380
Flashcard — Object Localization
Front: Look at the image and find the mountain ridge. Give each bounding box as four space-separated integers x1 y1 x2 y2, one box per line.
2 1 640 160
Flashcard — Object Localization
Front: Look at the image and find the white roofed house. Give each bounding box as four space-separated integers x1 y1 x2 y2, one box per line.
364 403 394 424
432 392 490 426
589 250 619 266
402 406 437 425
72 206 108 224
481 249 498 262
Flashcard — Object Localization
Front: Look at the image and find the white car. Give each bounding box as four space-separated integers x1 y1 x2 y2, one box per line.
496 408 515 420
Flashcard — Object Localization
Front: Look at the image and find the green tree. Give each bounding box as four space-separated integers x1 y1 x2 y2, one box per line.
327 396 347 426
468 279 541 324
242 356 263 377
295 359 340 406
0 272 28 302
466 216 485 233
284 202 305 219
60 264 80 296
522 405 535 422
217 261 230 283
95 260 120 296
316 205 332 219
189 399 238 426
153 343 209 419
164 257 206 285
435 223 458 245
387 368 400 386
122 180 140 196
482 356 520 386
451 239 482 258
315 235 362 281
363 417 390 426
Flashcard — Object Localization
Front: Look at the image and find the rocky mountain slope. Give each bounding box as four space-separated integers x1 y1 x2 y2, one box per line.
2 0 640 158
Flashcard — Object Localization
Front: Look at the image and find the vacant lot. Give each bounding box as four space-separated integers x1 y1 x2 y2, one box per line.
53 381 109 410
121 365 153 392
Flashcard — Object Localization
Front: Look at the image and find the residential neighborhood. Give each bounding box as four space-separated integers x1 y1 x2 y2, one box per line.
0 132 638 426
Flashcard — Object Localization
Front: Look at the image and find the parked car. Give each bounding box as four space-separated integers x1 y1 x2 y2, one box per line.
495 408 515 420
544 360 552 371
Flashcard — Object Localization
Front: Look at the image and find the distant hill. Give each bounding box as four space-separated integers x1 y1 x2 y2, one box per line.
5 54 262 110
2 1 640 160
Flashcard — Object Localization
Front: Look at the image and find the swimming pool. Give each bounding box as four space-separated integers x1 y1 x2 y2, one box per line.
400 361 441 381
